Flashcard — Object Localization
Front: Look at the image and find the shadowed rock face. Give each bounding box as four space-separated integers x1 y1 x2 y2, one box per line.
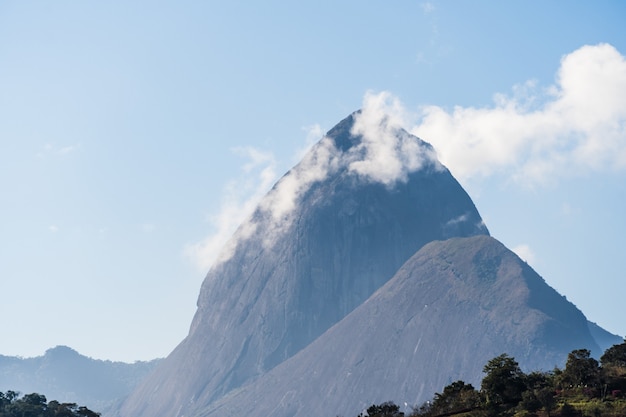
118 113 488 417
199 236 602 417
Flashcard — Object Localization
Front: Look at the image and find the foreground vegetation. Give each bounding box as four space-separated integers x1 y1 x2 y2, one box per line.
358 340 626 417
0 391 100 417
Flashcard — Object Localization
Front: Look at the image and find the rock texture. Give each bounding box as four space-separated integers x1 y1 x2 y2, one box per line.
118 112 488 417
199 236 601 417
118 111 617 417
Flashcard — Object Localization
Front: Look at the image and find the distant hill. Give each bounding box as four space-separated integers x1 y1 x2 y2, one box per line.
0 346 159 415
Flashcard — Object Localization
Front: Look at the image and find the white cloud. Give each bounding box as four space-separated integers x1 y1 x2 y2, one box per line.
254 92 439 247
58 144 79 155
420 2 435 13
185 43 626 272
411 43 626 186
348 91 439 185
301 124 325 150
186 93 440 271
445 214 468 227
36 143 80 158
257 136 341 244
512 244 536 265
48 225 59 233
183 147 278 272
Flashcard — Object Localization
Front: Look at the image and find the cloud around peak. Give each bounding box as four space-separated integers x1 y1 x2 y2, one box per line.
185 95 440 272
185 43 626 272
348 91 439 185
183 147 278 272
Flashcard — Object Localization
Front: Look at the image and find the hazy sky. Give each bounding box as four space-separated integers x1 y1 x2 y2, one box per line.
1 1 625 362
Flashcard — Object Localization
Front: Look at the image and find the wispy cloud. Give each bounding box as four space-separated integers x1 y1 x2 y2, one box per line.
348 91 439 185
420 2 435 14
257 136 341 236
221 94 439 264
512 244 536 265
186 43 626 273
58 144 79 155
185 95 440 271
299 124 324 154
36 143 80 158
184 147 278 272
411 43 626 186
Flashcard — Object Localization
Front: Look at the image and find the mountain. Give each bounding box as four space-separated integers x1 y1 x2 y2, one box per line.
199 236 602 417
0 346 159 414
119 111 488 417
118 110 618 417
587 320 622 353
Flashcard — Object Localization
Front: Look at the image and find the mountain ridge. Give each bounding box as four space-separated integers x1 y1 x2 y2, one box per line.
118 110 619 417
119 111 489 417
197 235 605 417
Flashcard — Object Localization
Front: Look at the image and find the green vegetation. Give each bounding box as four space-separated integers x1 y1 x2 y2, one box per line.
0 391 100 417
357 340 626 417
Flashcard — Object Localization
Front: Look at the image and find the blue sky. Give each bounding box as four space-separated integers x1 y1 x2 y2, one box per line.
1 1 625 362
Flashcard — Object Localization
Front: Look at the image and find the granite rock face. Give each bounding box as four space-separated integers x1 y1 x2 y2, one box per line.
118 112 618 417
118 112 489 417
199 236 602 417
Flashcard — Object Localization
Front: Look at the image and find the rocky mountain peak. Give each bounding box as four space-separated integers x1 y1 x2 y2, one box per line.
119 110 489 417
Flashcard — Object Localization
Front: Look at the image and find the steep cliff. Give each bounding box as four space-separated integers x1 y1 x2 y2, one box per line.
119 112 488 417
199 236 601 417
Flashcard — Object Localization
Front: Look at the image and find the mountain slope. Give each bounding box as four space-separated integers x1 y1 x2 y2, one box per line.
587 320 622 352
118 112 489 417
199 236 602 417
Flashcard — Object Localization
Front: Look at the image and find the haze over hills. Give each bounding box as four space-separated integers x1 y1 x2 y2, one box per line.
117 110 620 417
0 346 159 415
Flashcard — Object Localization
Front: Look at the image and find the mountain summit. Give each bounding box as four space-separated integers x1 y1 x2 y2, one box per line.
118 111 612 417
119 111 488 417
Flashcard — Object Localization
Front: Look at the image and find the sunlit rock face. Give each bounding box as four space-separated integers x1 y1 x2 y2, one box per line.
200 236 602 417
118 112 488 417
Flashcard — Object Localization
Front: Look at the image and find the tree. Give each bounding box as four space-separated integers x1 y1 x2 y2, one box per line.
524 370 554 390
426 380 480 416
601 339 626 368
561 349 600 388
363 402 403 417
0 391 100 417
536 387 557 417
520 390 542 414
480 354 526 407
0 390 19 408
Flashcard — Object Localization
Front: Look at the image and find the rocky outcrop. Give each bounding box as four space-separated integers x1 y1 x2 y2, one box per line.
118 112 488 417
199 236 601 417
118 111 618 417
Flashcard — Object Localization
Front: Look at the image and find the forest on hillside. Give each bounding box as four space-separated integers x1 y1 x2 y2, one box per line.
3 340 625 417
357 340 626 417
0 391 100 417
